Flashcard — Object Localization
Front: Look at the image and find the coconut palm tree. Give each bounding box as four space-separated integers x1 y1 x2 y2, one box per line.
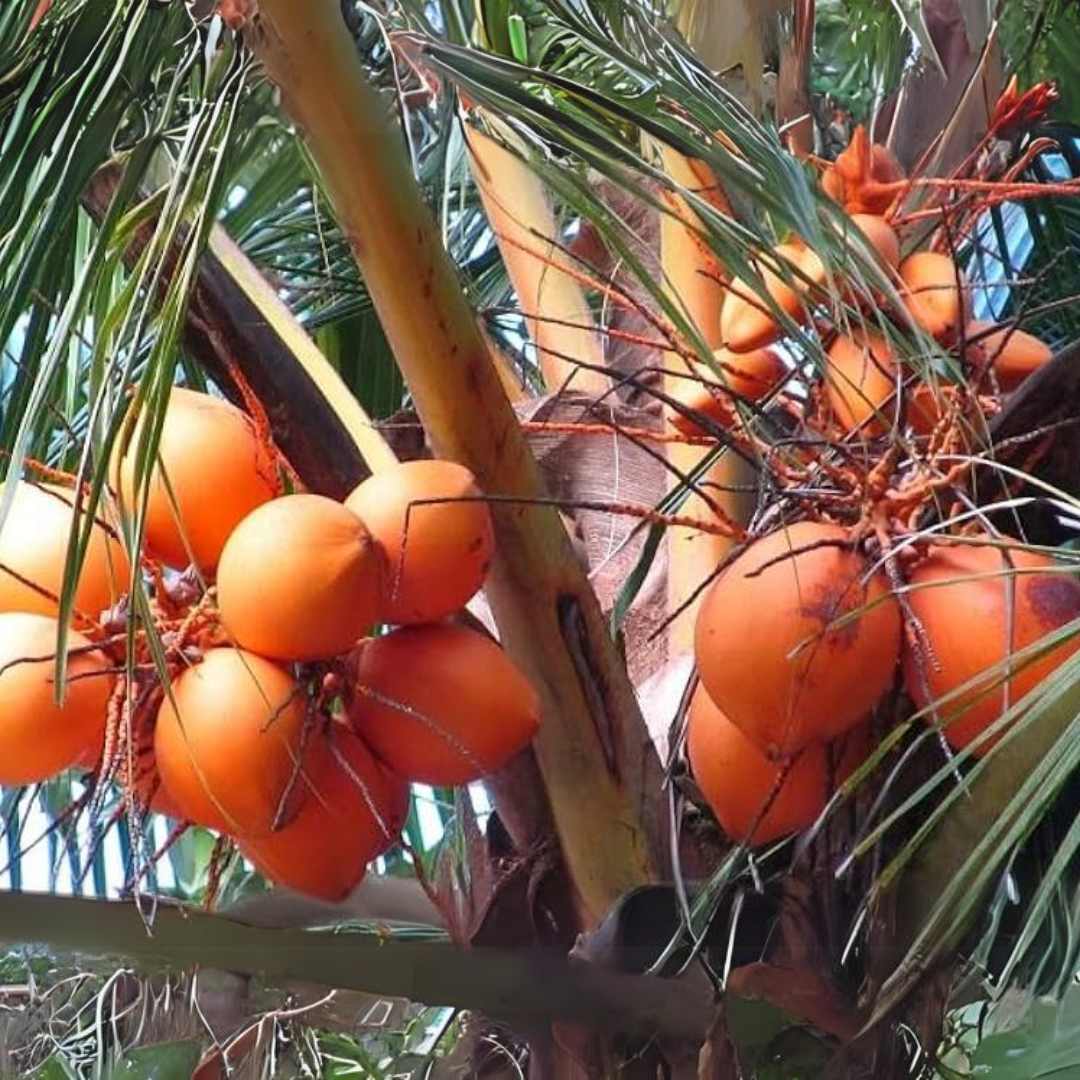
4 0 1080 1076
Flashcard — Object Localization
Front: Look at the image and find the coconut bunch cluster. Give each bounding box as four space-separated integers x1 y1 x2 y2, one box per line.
0 387 539 900
689 523 1080 847
677 128 1080 848
667 126 1055 444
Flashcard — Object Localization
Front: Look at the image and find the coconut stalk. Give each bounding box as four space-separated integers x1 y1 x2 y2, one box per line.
248 0 661 922
201 226 399 478
465 115 610 397
659 145 753 653
669 0 787 106
658 3 787 653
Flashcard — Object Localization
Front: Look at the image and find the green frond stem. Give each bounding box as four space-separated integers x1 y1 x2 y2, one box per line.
868 648 1080 1027
0 892 713 1042
251 0 662 922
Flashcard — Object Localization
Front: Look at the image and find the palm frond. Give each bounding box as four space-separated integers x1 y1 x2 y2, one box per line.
812 0 908 124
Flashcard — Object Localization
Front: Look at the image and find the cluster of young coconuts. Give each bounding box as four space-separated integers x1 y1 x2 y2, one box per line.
1 128 1075 893
677 129 1080 847
668 127 1054 442
0 388 538 900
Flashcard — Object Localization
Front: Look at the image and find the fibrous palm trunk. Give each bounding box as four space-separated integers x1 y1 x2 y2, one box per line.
250 0 662 930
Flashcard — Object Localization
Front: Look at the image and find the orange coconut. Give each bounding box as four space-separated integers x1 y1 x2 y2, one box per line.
900 252 965 340
345 460 494 625
154 647 315 833
28 0 52 31
239 726 408 900
694 521 901 758
825 331 897 436
902 540 1080 755
906 381 950 437
848 214 901 270
0 482 129 620
822 128 904 215
113 387 278 572
217 495 383 662
0 613 112 785
720 243 825 353
687 687 867 846
768 242 826 298
349 623 540 785
667 366 732 437
667 349 786 436
712 346 788 403
966 321 1053 392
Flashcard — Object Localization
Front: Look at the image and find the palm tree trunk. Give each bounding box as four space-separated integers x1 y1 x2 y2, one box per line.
250 0 662 924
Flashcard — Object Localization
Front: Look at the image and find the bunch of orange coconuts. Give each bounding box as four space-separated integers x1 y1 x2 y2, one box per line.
0 387 539 900
668 127 1057 439
2 127 1077 891
677 129 1080 848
